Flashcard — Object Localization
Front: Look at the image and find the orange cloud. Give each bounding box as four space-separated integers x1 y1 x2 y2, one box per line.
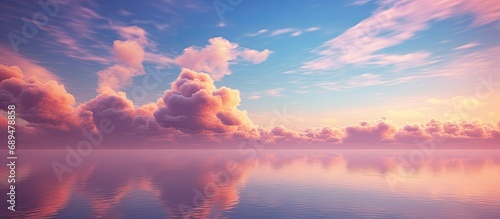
113 40 145 71
0 65 84 131
0 48 60 82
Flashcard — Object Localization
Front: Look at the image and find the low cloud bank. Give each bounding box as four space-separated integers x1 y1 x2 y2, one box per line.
0 64 498 147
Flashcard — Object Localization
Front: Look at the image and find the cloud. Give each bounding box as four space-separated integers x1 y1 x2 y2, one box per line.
175 37 271 80
154 68 254 134
248 27 319 38
351 0 373 6
240 49 273 64
343 120 396 143
38 3 112 64
247 88 284 100
370 52 431 68
429 46 500 78
0 65 84 131
97 65 138 93
306 27 321 32
256 125 344 145
419 119 498 142
78 91 162 135
460 0 500 26
317 73 383 90
0 48 60 82
113 40 145 70
393 124 432 143
215 21 226 27
291 31 302 37
264 88 284 97
270 27 319 37
271 28 296 36
315 45 498 90
0 65 23 81
454 42 479 50
97 39 146 93
114 26 152 47
257 118 500 145
113 25 176 67
302 0 500 70
1 63 498 147
248 95 261 100
244 29 268 37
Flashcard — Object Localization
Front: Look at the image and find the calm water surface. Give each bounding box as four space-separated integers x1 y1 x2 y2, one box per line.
1 149 499 218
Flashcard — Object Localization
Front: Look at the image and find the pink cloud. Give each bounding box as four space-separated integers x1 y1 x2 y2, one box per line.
393 124 432 143
0 65 84 131
270 28 296 36
257 119 500 146
256 125 344 144
154 68 254 134
113 40 145 70
248 95 261 100
427 46 500 78
244 29 268 37
302 0 499 70
460 0 500 26
114 26 151 47
0 48 60 82
97 39 146 92
240 49 273 64
306 27 320 32
1 63 499 147
291 31 302 37
343 120 396 143
454 42 479 50
39 4 112 64
78 92 162 135
97 65 138 93
175 37 271 80
112 25 176 68
264 88 284 97
0 65 23 81
305 126 344 143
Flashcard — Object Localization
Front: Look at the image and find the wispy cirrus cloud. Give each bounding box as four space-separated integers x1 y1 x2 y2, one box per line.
316 73 429 91
244 29 268 37
454 42 479 50
247 88 284 100
245 27 320 38
38 3 112 64
271 28 296 36
318 46 500 91
302 0 500 71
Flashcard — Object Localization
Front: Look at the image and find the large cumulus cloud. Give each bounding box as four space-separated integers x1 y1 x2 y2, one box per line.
154 68 254 134
78 91 163 135
0 64 87 131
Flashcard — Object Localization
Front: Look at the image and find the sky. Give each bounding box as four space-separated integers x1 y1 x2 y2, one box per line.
0 0 499 147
